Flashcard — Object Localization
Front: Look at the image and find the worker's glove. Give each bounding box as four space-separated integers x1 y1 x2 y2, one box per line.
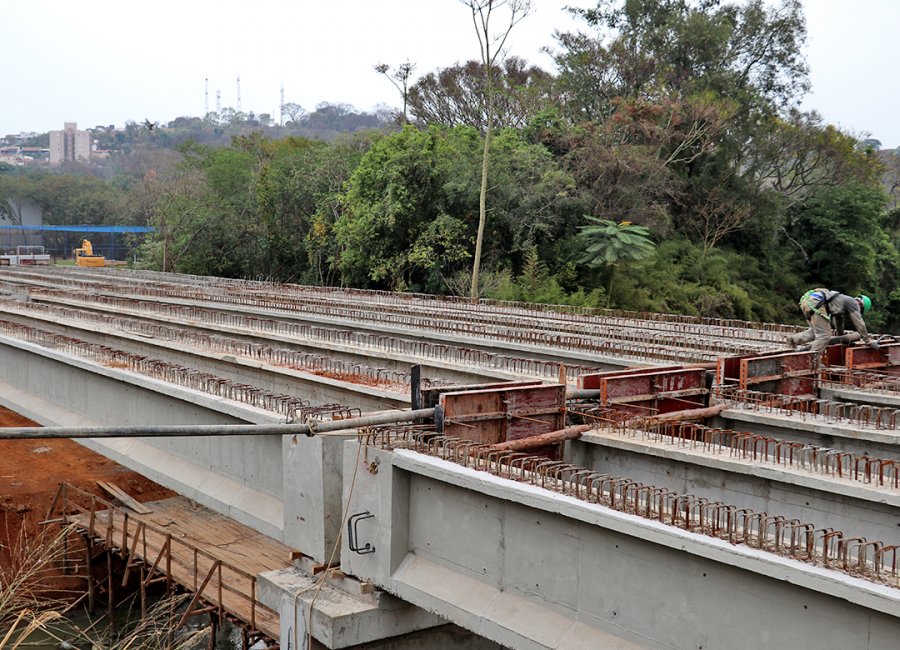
868 340 880 350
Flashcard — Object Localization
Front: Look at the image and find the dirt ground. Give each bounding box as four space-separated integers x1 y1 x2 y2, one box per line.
0 406 174 565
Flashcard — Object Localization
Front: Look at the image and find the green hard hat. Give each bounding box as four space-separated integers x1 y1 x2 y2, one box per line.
857 294 872 313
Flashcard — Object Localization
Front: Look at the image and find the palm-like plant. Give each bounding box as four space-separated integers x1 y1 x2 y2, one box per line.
578 217 656 305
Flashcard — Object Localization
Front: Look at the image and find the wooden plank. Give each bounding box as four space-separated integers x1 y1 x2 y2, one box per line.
96 481 152 514
66 496 294 640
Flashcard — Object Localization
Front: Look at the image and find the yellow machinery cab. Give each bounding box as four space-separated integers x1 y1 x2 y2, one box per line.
74 239 106 267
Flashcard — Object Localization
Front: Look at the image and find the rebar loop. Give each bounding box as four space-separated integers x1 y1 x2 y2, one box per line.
0 266 798 369
584 416 900 489
712 386 900 431
0 318 351 420
818 368 900 396
358 424 900 589
0 300 433 392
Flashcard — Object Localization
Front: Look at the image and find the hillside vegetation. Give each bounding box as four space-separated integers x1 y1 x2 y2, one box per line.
1 0 898 330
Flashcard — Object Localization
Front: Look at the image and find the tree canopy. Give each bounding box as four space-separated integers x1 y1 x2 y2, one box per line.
1 0 896 331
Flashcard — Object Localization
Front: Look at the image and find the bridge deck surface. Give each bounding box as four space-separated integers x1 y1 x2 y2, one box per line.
67 495 293 640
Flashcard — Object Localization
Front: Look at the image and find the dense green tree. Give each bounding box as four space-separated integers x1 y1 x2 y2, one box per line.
334 125 575 293
612 238 800 320
9 173 125 226
553 0 809 122
744 109 884 207
255 133 373 283
334 126 468 291
787 184 889 294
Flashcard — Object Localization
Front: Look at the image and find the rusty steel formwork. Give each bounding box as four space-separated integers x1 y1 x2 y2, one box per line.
436 383 566 446
846 342 900 373
716 351 817 396
357 426 900 590
577 366 708 416
716 344 900 401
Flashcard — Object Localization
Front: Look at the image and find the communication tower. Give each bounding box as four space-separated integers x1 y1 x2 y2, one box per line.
236 76 242 113
216 90 222 114
280 84 285 126
204 78 209 115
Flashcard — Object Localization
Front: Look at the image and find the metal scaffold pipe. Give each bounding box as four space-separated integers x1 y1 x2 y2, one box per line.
565 388 602 400
0 408 436 440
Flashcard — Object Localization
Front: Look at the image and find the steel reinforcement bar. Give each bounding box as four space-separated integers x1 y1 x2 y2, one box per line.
2 297 597 384
25 288 736 364
2 266 799 339
0 319 361 421
359 425 900 590
712 386 900 430
576 416 900 488
1 300 433 391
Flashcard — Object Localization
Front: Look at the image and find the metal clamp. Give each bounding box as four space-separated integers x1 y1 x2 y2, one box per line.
348 511 375 555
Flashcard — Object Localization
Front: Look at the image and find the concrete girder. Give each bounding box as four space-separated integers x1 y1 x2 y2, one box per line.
569 432 900 547
341 444 900 650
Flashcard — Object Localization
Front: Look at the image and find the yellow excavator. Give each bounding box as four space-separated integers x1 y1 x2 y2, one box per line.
74 239 106 267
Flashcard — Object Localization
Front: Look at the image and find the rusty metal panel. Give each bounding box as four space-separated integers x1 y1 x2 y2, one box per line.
439 383 565 445
440 389 505 444
421 380 541 409
738 351 815 395
503 384 566 441
846 343 900 371
822 344 845 367
600 368 707 415
579 366 681 390
716 357 743 386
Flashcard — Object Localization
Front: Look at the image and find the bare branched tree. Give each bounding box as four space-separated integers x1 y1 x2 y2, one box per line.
460 0 533 300
374 60 417 124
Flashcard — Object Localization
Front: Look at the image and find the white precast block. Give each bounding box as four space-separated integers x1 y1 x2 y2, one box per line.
283 433 347 562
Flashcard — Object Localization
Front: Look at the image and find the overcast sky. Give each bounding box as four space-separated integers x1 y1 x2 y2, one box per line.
2 0 898 148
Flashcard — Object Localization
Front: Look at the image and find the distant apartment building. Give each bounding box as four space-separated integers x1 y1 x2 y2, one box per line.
49 122 90 165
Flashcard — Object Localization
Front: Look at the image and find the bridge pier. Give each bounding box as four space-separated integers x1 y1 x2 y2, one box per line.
259 564 499 649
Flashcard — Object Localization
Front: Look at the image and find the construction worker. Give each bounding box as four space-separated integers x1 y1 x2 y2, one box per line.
786 289 877 362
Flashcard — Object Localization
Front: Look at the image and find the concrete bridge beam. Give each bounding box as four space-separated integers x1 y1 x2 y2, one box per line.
340 442 900 650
